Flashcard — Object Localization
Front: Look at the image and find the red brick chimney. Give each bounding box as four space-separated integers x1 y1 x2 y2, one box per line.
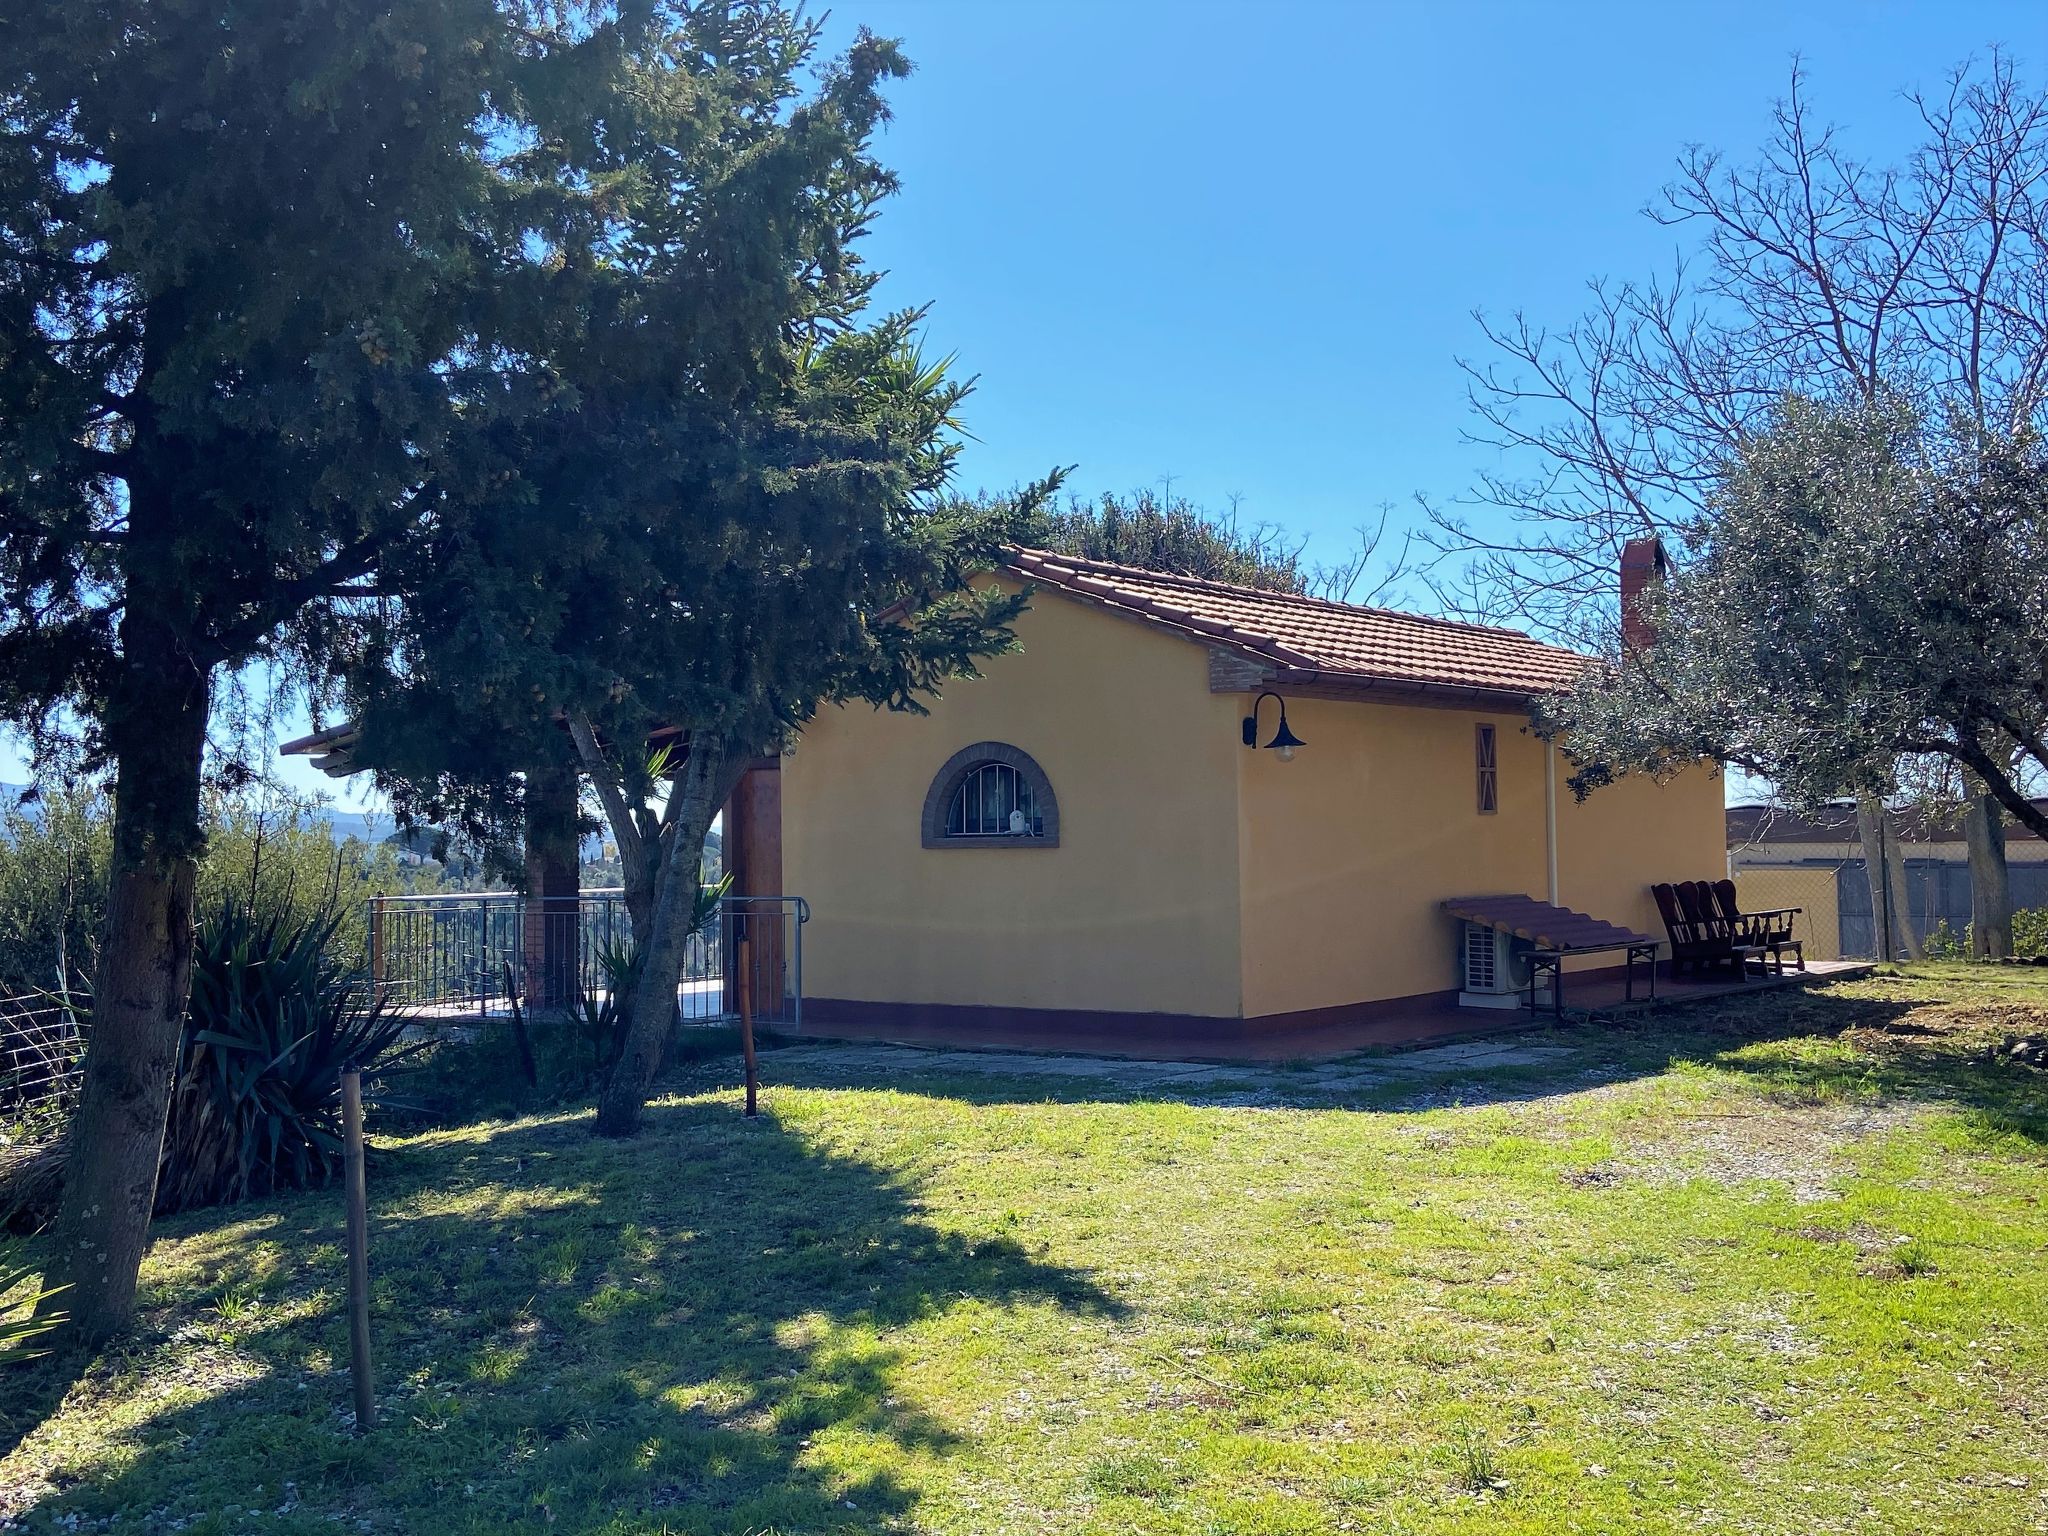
1619 535 1668 655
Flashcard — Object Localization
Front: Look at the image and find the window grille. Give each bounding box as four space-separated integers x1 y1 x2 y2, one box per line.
945 761 1042 838
921 741 1060 848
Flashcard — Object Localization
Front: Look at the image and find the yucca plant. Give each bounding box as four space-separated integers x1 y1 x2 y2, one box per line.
568 934 644 1077
155 898 420 1214
0 1265 65 1364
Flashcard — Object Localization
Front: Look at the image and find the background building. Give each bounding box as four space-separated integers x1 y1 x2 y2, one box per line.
1729 800 2048 959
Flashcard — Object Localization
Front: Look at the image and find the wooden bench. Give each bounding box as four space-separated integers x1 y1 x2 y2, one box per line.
1652 881 1767 981
1524 938 1661 1018
1709 878 1804 975
1443 895 1660 1019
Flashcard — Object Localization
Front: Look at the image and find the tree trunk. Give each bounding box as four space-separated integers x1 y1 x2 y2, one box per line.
619 846 655 944
1854 797 1890 960
1855 794 1919 962
1953 737 2048 844
593 735 738 1137
39 645 210 1341
569 712 658 943
1882 810 1919 961
1965 788 2012 959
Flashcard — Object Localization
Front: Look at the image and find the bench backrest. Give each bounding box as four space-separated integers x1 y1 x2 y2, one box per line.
1653 883 1716 951
1674 880 1720 931
1711 879 1741 922
1651 882 1685 935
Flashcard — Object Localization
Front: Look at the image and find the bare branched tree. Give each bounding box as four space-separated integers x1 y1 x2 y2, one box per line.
1429 50 2048 642
1430 51 2048 956
1301 504 1419 607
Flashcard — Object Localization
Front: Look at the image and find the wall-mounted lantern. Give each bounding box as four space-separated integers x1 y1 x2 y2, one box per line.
1242 691 1304 762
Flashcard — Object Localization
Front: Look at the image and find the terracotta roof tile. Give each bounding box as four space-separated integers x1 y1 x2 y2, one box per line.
1441 894 1656 950
1001 547 1589 698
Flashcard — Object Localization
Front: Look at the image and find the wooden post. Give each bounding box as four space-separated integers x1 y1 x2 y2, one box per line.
521 759 582 1013
341 1068 375 1430
719 763 782 1018
738 935 758 1118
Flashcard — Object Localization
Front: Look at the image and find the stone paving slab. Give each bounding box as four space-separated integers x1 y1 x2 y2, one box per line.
1373 1043 1577 1074
767 1038 1582 1097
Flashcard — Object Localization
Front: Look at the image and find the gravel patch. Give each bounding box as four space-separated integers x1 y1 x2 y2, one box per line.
1614 1100 1928 1203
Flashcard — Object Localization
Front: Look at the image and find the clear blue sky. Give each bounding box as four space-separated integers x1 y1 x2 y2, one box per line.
2 1 2029 810
827 0 2020 534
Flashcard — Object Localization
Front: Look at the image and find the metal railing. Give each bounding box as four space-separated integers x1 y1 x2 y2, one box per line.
365 890 805 1027
1 989 88 1133
722 895 806 1030
2 892 805 1136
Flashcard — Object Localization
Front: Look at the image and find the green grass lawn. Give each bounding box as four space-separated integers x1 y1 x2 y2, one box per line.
4 964 2047 1534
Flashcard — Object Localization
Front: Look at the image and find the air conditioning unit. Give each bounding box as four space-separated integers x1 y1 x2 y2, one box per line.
1458 922 1546 1010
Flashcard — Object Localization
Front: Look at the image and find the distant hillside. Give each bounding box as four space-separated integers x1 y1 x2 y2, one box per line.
5 787 679 868
317 809 390 844
5 785 387 840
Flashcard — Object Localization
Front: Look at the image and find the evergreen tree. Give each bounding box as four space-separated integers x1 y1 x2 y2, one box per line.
334 13 1059 1135
0 0 734 1336
1027 490 1311 592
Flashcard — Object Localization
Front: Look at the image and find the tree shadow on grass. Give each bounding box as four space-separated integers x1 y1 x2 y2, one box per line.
0 1096 1121 1534
0 1323 89 1466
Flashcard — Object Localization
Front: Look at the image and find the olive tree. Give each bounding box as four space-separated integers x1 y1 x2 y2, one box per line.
1432 52 2048 947
1541 398 2048 936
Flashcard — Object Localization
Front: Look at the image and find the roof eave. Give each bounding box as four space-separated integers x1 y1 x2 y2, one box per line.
279 721 359 756
1255 666 1555 712
999 556 1585 709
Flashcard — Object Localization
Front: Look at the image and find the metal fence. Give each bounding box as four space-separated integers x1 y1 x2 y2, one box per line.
365 890 806 1026
1731 859 2048 961
1837 860 2048 959
1 988 88 1133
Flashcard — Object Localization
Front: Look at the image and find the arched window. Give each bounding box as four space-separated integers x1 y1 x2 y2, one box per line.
947 761 1039 838
921 742 1060 849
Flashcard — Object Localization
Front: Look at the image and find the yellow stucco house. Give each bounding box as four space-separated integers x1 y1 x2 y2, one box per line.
781 547 1726 1050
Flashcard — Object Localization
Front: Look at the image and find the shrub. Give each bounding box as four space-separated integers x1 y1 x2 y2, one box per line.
0 782 111 995
1922 918 1965 959
196 788 437 969
2016 907 2048 959
155 898 419 1214
1922 908 2048 961
1 778 430 996
0 1264 65 1364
